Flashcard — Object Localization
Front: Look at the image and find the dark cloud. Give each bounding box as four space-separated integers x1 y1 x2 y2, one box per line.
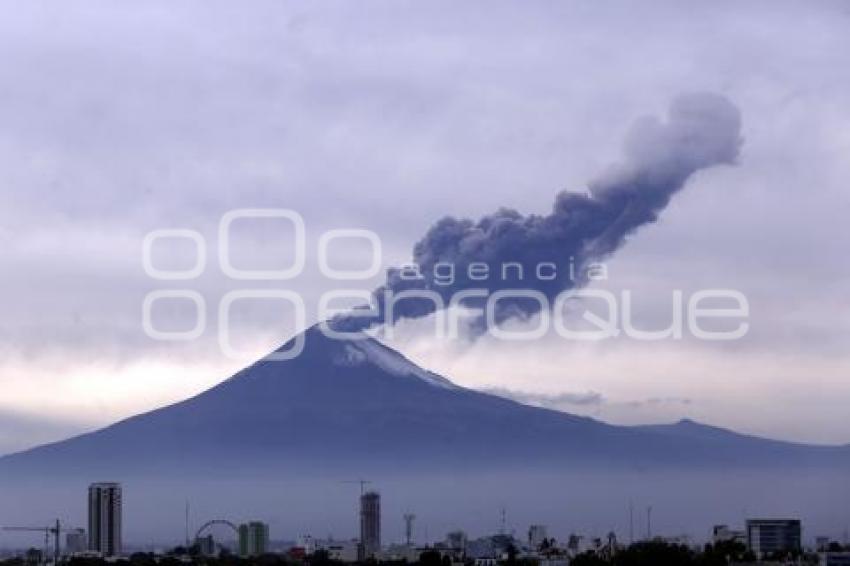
336 92 742 332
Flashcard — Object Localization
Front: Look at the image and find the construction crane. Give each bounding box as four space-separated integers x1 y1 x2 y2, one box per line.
340 479 373 544
3 519 74 565
340 479 372 496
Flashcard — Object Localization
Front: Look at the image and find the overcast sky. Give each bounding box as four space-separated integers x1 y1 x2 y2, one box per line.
1 0 849 454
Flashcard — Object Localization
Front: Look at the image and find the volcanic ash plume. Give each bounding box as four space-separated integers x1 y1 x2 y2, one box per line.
336 92 742 332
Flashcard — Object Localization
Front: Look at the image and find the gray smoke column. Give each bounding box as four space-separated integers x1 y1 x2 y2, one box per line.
336 92 742 331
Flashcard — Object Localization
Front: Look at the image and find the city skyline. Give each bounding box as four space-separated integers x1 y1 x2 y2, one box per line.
0 479 841 564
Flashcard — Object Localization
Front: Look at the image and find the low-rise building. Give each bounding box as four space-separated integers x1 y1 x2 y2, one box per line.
528 525 548 550
382 544 434 562
314 539 360 562
713 524 746 546
746 519 801 559
819 552 850 566
446 530 468 555
195 534 216 556
66 530 88 556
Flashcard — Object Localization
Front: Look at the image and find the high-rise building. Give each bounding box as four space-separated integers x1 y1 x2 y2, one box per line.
88 482 122 557
360 491 381 559
238 522 269 557
746 519 801 559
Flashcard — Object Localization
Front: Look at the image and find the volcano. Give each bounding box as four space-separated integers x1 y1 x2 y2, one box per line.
1 325 847 479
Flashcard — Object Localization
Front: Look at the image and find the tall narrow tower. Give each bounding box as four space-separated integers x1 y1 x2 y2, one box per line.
88 482 123 557
360 491 381 559
403 514 416 546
